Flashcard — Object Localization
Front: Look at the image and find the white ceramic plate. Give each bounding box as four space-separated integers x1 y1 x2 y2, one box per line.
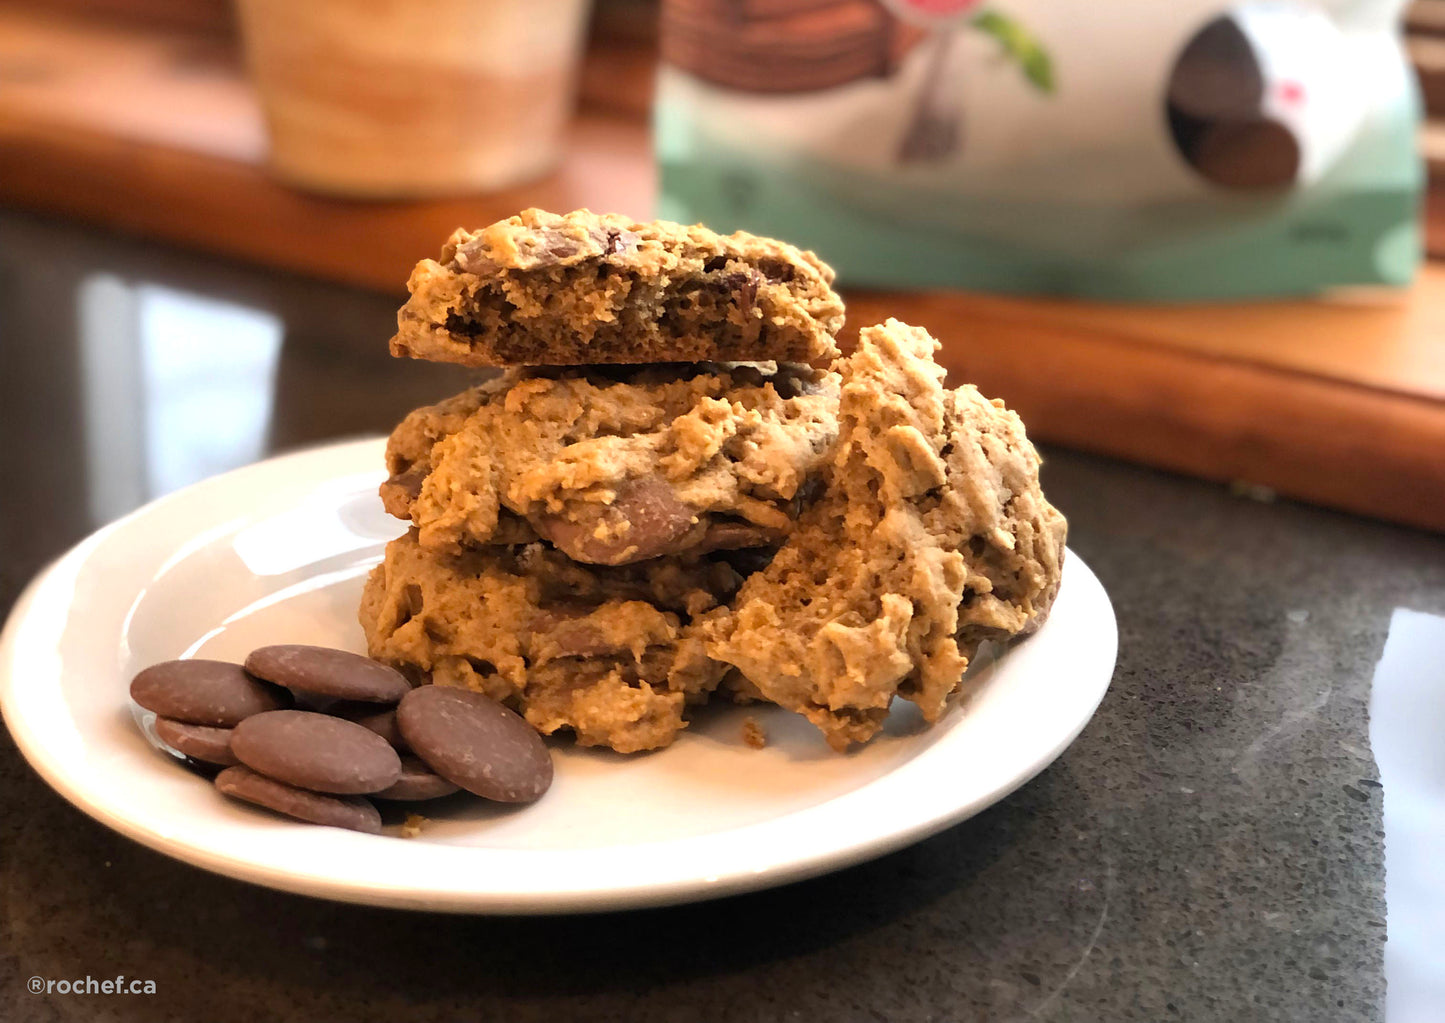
0 439 1116 914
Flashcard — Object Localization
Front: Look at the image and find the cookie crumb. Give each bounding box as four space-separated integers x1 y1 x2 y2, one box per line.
741 716 766 749
401 813 429 839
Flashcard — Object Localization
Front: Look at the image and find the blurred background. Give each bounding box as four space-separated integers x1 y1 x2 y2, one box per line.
0 4 1443 1020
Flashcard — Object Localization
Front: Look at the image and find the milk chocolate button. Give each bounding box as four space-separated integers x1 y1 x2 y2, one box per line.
373 756 461 801
130 659 291 727
332 703 408 751
397 687 553 803
244 645 411 704
231 710 402 795
531 475 701 565
153 717 238 766
215 766 381 834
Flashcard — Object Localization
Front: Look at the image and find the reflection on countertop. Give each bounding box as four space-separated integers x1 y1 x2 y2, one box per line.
0 211 489 608
1372 608 1445 1022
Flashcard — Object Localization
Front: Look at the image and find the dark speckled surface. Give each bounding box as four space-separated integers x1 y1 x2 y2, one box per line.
2 211 1442 1022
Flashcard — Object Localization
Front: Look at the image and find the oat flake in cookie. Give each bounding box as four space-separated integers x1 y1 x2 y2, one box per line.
389 208 845 367
705 320 1067 751
379 362 838 566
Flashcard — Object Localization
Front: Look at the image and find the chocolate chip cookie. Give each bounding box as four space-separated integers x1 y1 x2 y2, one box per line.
704 319 1067 750
359 530 748 753
380 361 839 566
389 208 845 367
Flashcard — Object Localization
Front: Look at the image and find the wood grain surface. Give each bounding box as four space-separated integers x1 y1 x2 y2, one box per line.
843 292 1445 533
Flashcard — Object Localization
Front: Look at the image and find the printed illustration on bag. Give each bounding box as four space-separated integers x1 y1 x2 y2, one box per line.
1167 4 1367 191
658 0 1420 299
662 1 1054 162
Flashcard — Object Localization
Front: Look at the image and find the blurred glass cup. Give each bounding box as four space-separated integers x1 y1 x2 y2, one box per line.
235 0 592 197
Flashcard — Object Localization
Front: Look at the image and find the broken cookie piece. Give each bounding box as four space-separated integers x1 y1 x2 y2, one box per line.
380 361 839 566
359 529 752 753
704 319 1067 751
390 208 845 367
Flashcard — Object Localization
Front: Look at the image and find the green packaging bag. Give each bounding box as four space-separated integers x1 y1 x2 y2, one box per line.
656 0 1422 298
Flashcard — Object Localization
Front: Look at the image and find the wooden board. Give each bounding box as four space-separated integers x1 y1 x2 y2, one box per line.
0 7 653 292
1 6 1442 532
843 292 1445 533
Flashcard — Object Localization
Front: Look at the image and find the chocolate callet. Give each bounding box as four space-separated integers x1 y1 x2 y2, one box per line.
215 766 382 834
396 686 553 803
245 645 412 704
231 710 403 795
130 660 291 728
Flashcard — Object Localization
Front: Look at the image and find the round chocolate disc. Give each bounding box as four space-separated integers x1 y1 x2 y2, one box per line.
396 686 553 803
531 475 701 566
244 645 411 704
332 703 408 751
231 710 402 795
215 766 381 834
153 716 238 766
372 756 461 801
130 659 291 727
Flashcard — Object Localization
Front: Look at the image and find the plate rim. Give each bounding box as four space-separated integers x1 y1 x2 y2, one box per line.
0 437 1117 914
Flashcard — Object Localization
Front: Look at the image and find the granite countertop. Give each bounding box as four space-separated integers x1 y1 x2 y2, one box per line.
1 211 1442 1022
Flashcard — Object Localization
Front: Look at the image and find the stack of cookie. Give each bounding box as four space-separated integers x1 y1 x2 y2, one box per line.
361 208 1066 753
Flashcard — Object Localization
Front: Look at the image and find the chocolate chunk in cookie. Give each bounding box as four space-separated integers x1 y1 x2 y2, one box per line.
381 362 836 566
389 208 844 367
530 475 703 565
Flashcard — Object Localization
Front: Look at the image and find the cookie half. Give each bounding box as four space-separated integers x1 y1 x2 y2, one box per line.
359 530 749 753
704 319 1068 751
389 208 845 367
380 362 839 566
